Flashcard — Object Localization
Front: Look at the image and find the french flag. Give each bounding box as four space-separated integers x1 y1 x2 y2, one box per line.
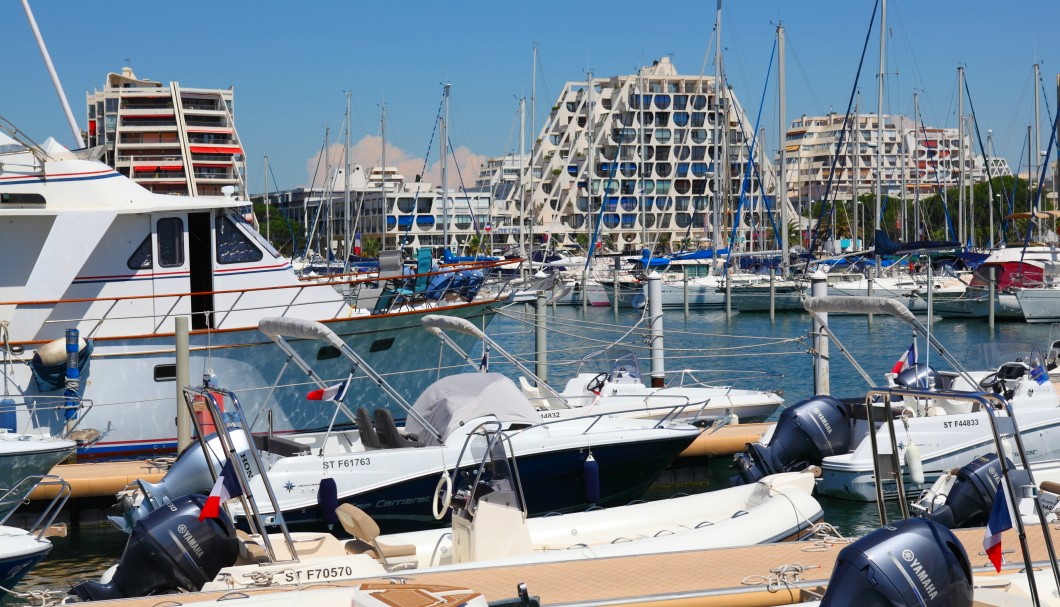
306 379 349 402
890 340 918 374
354 232 362 256
983 481 1013 572
199 459 243 521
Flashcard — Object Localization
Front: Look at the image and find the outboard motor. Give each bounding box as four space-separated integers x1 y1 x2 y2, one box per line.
920 453 1029 529
820 518 972 606
731 395 850 485
894 363 939 389
112 429 251 533
73 494 240 600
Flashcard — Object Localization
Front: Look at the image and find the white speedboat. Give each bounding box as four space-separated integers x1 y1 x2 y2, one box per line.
418 314 784 424
116 317 701 532
0 429 75 494
0 475 70 600
733 296 1060 502
0 128 510 459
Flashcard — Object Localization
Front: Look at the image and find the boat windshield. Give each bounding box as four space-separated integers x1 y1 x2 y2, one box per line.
575 347 642 381
230 212 280 258
960 342 1038 371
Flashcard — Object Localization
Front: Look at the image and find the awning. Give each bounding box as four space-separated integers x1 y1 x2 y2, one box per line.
186 128 234 134
397 215 414 227
134 164 183 172
189 145 243 155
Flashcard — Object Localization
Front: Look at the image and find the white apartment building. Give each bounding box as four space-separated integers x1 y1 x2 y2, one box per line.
86 67 246 198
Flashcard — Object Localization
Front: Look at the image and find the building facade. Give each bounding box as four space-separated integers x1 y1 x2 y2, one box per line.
85 67 246 198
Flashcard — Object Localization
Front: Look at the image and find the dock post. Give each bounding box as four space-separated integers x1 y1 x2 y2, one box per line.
725 267 732 318
988 266 996 331
866 273 874 326
581 269 588 311
175 316 192 451
535 291 548 383
648 272 665 388
683 267 689 317
612 257 620 317
811 270 830 395
769 267 776 321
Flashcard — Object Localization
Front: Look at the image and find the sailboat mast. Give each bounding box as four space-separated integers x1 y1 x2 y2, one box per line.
1033 62 1042 242
913 93 921 241
712 0 723 252
344 91 352 262
874 0 886 273
853 93 860 252
639 66 647 250
325 125 333 259
441 83 451 251
778 23 789 275
381 104 387 248
958 66 965 247
529 47 538 258
519 96 527 269
264 156 270 242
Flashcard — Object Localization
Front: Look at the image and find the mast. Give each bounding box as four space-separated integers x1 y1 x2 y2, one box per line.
21 0 84 148
853 93 860 251
587 73 596 254
380 104 387 249
518 96 527 271
344 91 352 262
325 125 332 260
957 66 965 247
639 65 647 250
529 47 538 259
1034 62 1042 242
913 93 921 242
263 156 270 242
987 129 995 247
778 23 789 275
900 112 907 242
441 83 451 251
712 0 723 252
874 0 886 273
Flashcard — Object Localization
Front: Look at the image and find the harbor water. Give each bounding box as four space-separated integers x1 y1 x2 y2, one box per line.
8 304 1056 602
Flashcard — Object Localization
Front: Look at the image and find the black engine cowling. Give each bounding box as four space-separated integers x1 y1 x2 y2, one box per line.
920 453 1029 529
821 518 972 606
72 494 240 600
894 363 939 389
731 395 851 485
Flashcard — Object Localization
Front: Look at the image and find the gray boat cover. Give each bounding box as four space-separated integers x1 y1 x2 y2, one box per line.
803 296 917 325
258 317 346 350
403 373 543 446
421 314 485 338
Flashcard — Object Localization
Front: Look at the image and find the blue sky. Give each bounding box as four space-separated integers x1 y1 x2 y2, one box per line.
3 1 1058 193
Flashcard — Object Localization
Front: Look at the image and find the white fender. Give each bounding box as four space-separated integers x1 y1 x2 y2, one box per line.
35 336 89 366
905 442 924 485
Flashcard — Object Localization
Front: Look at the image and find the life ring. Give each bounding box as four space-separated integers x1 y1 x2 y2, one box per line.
432 473 453 520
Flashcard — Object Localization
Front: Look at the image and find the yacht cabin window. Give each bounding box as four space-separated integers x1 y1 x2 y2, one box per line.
231 213 279 259
127 235 153 270
156 218 184 268
215 215 264 264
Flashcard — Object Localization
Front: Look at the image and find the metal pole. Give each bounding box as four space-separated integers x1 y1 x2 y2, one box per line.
535 291 548 383
647 272 665 388
612 256 620 317
866 272 874 326
725 267 732 317
988 266 996 331
21 0 84 148
683 267 689 316
175 317 192 451
581 269 588 311
811 270 830 395
769 267 776 321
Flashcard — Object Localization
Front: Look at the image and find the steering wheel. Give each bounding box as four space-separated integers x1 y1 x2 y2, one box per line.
978 372 1004 393
432 473 453 520
586 372 609 395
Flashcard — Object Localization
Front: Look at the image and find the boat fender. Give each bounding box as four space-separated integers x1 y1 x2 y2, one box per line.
583 453 600 504
905 442 925 485
30 336 93 392
35 336 88 366
318 477 339 526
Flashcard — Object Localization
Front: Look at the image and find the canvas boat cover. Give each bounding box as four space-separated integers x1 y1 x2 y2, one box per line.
403 373 542 446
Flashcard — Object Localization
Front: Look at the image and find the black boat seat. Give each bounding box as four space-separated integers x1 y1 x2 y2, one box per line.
336 504 416 563
373 408 420 449
356 407 381 450
252 433 310 457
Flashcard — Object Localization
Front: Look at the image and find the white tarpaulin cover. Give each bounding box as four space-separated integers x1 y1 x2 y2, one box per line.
258 317 346 350
803 296 918 325
403 373 542 446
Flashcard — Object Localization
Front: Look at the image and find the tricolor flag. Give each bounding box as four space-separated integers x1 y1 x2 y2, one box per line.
306 379 349 402
199 459 243 521
890 340 918 374
354 232 362 256
983 481 1013 572
484 223 492 233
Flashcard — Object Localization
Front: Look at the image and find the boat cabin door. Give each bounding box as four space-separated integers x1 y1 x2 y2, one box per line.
187 212 215 329
151 212 214 331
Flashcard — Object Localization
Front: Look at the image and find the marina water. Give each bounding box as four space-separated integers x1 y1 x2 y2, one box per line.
10 305 1055 601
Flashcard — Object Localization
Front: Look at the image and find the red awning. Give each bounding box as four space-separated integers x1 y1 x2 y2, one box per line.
134 164 183 172
190 145 243 155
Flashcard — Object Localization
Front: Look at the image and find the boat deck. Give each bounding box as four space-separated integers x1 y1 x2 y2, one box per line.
78 524 1053 607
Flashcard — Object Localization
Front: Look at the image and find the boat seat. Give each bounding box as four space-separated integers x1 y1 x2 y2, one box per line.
235 530 270 565
252 433 310 457
336 504 416 569
374 408 420 449
355 407 382 450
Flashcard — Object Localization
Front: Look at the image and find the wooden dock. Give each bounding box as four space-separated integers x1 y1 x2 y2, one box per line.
31 459 168 500
75 525 1049 607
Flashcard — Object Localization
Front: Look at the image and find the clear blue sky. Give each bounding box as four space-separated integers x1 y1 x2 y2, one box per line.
4 1 1058 193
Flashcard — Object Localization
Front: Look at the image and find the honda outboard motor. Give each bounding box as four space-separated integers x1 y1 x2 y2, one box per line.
73 494 240 600
112 429 251 533
820 518 972 606
920 453 1029 529
894 363 939 389
731 395 850 485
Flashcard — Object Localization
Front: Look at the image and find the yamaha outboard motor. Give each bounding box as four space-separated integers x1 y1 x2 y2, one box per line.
894 363 939 389
72 494 240 600
821 518 972 606
921 453 1029 529
731 395 850 485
